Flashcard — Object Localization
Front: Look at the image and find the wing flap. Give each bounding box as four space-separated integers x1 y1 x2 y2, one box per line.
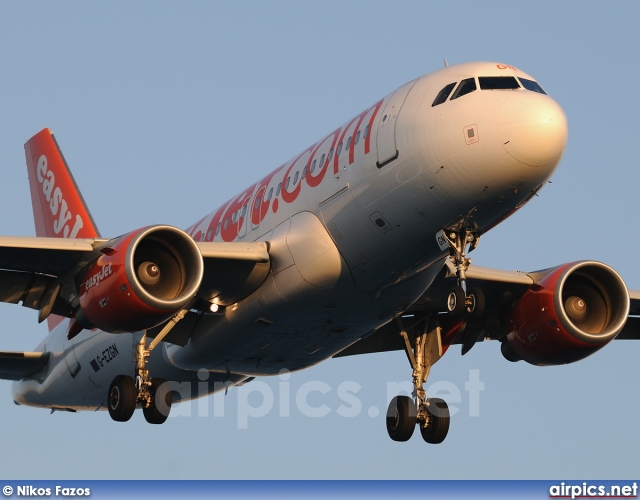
0 237 100 320
0 270 56 307
0 351 50 381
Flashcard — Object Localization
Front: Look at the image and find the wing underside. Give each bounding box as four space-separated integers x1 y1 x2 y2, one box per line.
0 351 50 381
0 236 271 344
335 260 640 358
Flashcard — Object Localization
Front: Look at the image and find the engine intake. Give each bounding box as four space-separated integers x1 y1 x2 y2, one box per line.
502 261 629 365
77 225 204 333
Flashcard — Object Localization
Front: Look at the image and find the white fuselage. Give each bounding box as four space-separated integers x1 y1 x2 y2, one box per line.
13 61 568 410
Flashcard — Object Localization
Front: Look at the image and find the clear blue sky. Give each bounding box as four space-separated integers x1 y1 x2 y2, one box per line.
1 1 639 479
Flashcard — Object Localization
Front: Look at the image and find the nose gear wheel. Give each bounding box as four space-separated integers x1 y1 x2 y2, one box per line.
442 228 479 293
441 228 485 318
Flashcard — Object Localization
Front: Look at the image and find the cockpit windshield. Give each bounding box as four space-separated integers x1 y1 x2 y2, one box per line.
450 78 477 100
432 74 547 106
431 82 456 107
518 77 547 95
478 76 520 90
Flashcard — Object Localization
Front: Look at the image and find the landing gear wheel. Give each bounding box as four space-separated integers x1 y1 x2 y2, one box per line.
447 286 466 316
143 378 172 425
108 375 137 422
386 395 417 442
466 287 485 317
420 398 450 444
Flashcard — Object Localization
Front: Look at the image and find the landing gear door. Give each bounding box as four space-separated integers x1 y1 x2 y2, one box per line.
376 79 418 167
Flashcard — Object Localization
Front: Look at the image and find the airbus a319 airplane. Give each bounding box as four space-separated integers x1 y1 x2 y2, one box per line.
2 61 638 444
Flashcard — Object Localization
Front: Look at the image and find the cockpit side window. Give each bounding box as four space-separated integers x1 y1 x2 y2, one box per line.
518 77 547 95
432 82 457 107
450 78 477 100
478 76 520 90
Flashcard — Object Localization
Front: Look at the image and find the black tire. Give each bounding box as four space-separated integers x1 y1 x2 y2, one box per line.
501 340 520 362
386 395 416 442
447 286 466 316
466 287 485 317
108 375 136 422
143 378 172 425
420 398 450 444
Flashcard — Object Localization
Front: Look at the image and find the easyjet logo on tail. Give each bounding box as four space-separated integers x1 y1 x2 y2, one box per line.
36 155 84 239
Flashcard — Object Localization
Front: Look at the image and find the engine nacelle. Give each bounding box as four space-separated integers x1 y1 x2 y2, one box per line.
501 261 629 365
77 225 204 333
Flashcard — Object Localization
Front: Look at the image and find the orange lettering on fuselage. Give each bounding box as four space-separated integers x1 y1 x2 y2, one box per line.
334 99 383 172
251 167 283 226
305 127 341 188
189 98 385 242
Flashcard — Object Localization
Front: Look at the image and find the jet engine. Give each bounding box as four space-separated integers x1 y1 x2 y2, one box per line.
76 225 203 333
501 261 629 365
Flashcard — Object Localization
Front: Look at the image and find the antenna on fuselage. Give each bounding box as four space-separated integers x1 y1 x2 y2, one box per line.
443 58 449 67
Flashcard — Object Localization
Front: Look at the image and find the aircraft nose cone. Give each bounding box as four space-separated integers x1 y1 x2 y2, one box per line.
498 95 568 167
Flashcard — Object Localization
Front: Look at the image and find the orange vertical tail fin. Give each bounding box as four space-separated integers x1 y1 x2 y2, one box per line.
24 129 101 331
24 128 100 239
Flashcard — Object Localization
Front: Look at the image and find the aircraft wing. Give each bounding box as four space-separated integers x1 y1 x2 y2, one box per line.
0 351 50 381
0 235 271 342
196 241 270 306
0 236 100 274
616 289 640 339
406 259 534 313
335 260 640 358
144 240 271 346
0 236 103 320
451 264 640 341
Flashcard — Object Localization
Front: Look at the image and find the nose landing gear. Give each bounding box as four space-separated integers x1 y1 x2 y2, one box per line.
386 315 451 444
441 228 485 317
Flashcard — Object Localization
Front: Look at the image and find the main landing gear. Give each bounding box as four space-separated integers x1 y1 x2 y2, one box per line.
386 316 450 444
107 310 187 424
442 228 484 318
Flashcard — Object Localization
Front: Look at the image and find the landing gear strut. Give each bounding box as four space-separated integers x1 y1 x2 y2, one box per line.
386 315 451 444
107 310 187 424
442 228 484 317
